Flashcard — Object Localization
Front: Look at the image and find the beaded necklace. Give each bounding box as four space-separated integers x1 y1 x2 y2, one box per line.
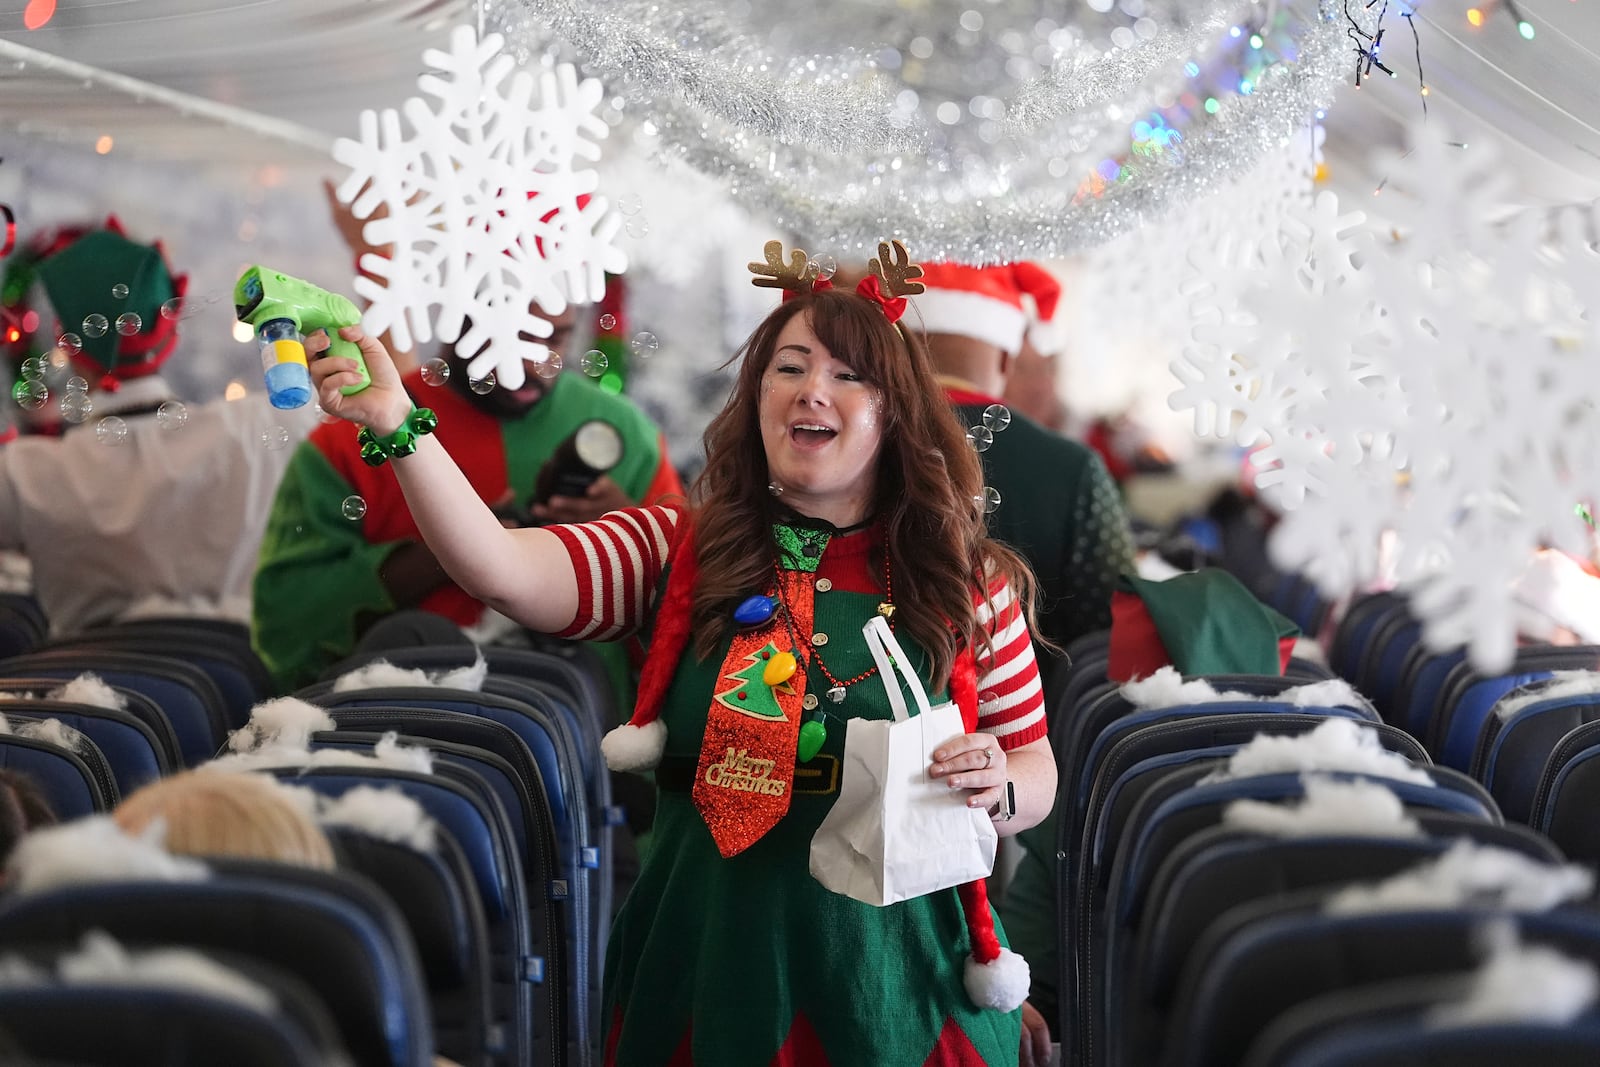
770 534 895 706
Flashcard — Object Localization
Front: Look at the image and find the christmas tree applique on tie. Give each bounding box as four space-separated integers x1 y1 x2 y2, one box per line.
716 643 797 719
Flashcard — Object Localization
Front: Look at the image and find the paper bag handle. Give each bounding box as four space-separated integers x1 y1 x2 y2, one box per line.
863 615 935 723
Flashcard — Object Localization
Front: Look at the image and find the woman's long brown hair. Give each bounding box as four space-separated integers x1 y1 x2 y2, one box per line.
688 287 1041 691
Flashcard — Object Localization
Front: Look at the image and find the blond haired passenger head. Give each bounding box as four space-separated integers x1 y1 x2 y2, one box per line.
114 771 334 870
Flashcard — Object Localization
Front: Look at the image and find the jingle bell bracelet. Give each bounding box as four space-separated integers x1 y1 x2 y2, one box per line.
357 406 438 467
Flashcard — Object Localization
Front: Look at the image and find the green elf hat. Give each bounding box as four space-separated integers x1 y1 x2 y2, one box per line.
1107 569 1300 681
34 227 187 390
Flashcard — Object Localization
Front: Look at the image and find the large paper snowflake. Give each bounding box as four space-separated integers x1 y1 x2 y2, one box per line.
1170 121 1600 671
331 25 626 389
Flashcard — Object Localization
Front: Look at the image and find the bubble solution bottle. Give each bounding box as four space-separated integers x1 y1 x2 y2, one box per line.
258 318 312 410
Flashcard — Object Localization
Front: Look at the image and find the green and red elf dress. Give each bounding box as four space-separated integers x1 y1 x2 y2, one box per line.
252 368 682 691
545 505 1048 1066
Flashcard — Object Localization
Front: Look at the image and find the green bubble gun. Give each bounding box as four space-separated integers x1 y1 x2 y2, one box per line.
234 265 368 410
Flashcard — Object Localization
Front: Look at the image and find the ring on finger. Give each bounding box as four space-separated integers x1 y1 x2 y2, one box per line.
982 748 993 769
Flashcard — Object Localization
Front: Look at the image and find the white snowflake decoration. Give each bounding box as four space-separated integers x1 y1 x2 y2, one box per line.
331 26 627 389
1170 120 1600 672
1060 137 1315 449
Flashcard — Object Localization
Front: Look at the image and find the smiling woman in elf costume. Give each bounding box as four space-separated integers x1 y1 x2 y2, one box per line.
310 240 1057 1066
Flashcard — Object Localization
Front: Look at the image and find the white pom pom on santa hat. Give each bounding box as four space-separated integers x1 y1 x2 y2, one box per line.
955 877 1031 1012
601 720 667 772
964 946 1031 1012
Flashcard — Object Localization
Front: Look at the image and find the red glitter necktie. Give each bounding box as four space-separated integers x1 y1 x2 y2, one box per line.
691 568 814 857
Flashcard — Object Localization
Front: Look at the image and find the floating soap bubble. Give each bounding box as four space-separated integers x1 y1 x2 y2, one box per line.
598 313 618 331
809 255 839 281
64 376 88 394
534 354 563 380
156 400 188 430
115 312 142 336
617 194 643 216
96 416 128 446
630 331 659 357
420 358 450 387
82 314 108 338
57 333 82 356
982 404 1012 433
967 426 994 453
59 392 92 424
341 495 368 521
260 425 291 451
581 350 608 377
11 379 46 410
111 283 129 299
625 216 650 239
469 373 496 395
18 357 42 381
979 486 1002 514
159 297 183 321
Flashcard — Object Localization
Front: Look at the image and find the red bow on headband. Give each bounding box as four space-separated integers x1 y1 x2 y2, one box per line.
778 272 909 324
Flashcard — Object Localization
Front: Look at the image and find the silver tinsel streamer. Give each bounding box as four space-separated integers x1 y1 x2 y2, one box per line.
511 0 1353 263
516 0 917 153
1004 0 1243 134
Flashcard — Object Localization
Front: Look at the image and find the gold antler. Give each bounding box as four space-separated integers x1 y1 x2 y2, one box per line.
748 240 819 292
868 240 925 298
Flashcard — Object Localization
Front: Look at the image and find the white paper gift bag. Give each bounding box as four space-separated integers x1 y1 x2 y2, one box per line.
809 615 998 906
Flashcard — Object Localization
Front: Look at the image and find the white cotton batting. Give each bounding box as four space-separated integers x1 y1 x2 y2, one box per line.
1493 671 1600 722
318 786 436 852
1428 919 1600 1029
331 653 487 694
271 781 324 823
1325 840 1595 916
229 697 336 752
1281 678 1365 709
46 673 128 712
0 954 45 983
1122 667 1248 707
1121 667 1365 711
202 731 433 776
6 816 209 895
462 608 523 645
52 930 276 1014
1222 775 1424 838
15 718 87 754
1201 718 1433 786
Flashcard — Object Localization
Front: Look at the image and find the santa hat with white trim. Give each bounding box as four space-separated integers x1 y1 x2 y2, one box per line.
906 261 1063 356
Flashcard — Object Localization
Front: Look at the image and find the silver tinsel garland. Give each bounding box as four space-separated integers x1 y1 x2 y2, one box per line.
510 0 1355 262
516 0 917 154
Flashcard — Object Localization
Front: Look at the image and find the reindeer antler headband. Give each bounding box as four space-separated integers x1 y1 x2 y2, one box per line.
748 239 925 324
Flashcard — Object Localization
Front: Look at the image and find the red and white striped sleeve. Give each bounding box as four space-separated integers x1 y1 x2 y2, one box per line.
545 505 683 642
974 576 1047 750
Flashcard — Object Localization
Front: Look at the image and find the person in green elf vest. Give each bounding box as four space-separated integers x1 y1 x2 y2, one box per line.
305 238 1059 1065
904 261 1136 693
250 294 684 694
